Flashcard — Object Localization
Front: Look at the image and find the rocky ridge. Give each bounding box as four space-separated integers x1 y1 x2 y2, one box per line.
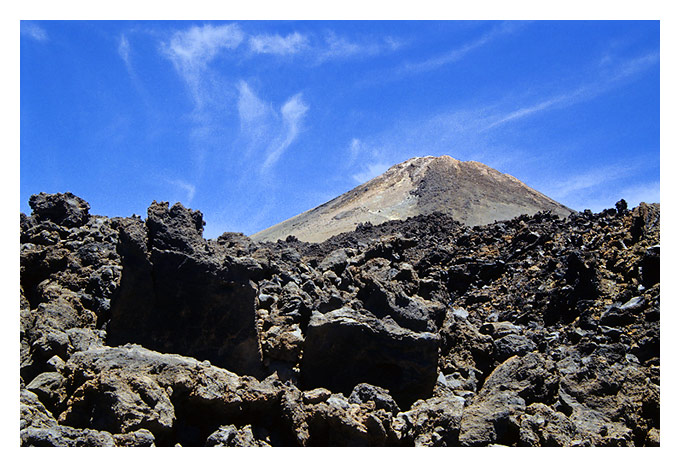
20 192 659 446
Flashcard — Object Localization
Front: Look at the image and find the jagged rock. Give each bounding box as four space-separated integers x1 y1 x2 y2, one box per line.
518 403 574 446
353 257 443 332
300 308 439 409
57 344 282 446
59 367 177 438
146 201 206 255
556 350 659 446
20 388 115 447
480 321 523 338
493 334 537 362
113 429 156 447
349 383 400 415
262 324 304 362
205 424 270 446
21 425 116 447
280 386 399 446
439 307 493 391
459 353 558 446
19 192 660 446
21 387 60 431
107 204 263 377
302 388 332 405
28 192 91 228
394 394 466 446
26 371 68 414
318 248 352 274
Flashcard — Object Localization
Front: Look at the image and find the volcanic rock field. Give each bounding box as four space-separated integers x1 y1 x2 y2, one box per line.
20 191 660 446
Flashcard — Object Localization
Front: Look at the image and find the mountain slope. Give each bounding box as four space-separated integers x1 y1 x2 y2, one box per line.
252 155 573 243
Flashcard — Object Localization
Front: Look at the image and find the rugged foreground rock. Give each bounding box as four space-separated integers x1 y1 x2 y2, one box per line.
20 192 660 446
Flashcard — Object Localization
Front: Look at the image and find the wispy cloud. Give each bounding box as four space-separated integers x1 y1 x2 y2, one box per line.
352 162 390 184
21 22 47 42
163 23 244 71
396 22 524 76
168 179 197 204
484 90 585 130
342 47 659 193
485 50 659 130
262 94 309 171
237 81 275 144
348 138 362 165
316 32 402 62
605 51 659 83
118 35 131 68
346 137 395 183
546 177 660 213
249 32 308 55
540 164 639 200
162 23 244 106
236 82 310 173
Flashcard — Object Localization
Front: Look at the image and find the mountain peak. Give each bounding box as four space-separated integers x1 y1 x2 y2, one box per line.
252 156 573 243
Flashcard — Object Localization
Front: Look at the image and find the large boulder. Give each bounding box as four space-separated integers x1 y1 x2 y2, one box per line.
58 344 283 446
394 394 466 446
300 308 439 409
107 203 263 377
458 352 558 446
20 388 115 447
279 385 399 446
28 192 90 228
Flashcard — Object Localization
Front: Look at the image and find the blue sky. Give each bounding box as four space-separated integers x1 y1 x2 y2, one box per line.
20 20 660 238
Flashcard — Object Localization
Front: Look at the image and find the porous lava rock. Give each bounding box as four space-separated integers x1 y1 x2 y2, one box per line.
20 192 660 446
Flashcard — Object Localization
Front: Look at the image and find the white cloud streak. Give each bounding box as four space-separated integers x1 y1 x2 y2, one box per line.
541 164 639 200
349 138 362 165
236 81 310 172
317 32 402 62
262 94 309 171
485 90 586 130
237 81 273 132
162 23 244 107
485 50 659 130
118 35 131 67
352 162 390 184
249 32 308 55
397 22 524 76
169 179 196 204
164 23 244 72
21 22 47 41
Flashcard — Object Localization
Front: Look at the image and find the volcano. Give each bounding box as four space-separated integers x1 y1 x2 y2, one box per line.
252 155 573 243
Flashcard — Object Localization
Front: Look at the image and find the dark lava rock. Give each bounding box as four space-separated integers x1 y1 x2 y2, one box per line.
107 204 263 377
300 308 439 409
28 192 90 228
349 383 400 415
19 193 661 446
493 334 537 362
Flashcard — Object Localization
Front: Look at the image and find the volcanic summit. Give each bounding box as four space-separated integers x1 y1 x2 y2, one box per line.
252 155 573 243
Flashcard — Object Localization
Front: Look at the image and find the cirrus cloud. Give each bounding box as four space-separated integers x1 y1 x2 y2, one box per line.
249 32 308 55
